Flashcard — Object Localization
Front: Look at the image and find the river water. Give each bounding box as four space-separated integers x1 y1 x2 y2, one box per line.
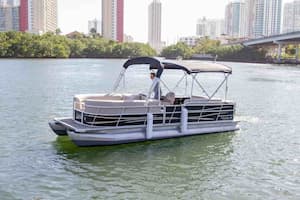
0 59 299 199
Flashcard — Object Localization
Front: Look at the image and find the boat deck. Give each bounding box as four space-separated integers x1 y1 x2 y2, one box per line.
55 118 100 133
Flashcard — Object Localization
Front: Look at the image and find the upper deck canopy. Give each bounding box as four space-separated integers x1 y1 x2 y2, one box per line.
122 57 232 75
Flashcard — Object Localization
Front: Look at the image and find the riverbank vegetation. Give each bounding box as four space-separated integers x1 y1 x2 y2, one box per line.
160 38 267 62
3 31 298 63
0 31 156 58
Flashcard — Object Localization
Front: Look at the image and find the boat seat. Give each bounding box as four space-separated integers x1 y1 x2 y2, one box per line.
74 93 144 103
161 92 175 105
74 94 123 102
82 99 161 115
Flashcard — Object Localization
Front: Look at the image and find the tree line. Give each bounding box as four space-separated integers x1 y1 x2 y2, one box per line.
0 31 156 58
160 38 268 62
0 31 272 62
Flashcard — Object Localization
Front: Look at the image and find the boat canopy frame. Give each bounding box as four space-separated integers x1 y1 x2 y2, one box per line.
112 57 232 102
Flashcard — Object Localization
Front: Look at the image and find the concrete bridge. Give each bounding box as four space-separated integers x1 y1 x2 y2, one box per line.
242 31 300 62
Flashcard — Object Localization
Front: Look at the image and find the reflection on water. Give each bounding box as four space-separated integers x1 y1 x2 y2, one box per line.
53 132 235 162
52 133 236 199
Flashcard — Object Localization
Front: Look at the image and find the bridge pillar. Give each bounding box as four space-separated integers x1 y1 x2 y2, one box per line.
277 43 282 62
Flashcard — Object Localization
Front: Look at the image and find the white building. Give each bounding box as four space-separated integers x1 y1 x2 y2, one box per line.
0 3 19 31
88 19 101 34
244 0 256 38
225 1 246 38
196 18 206 37
179 36 201 47
28 0 57 34
196 17 225 38
102 0 124 42
148 0 162 52
244 0 282 38
263 0 282 36
0 0 17 6
283 0 300 33
253 0 265 37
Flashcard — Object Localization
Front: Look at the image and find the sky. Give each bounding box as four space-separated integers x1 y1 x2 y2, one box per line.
58 0 293 44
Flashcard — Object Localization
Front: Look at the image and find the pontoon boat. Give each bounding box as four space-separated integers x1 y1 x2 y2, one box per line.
49 57 239 146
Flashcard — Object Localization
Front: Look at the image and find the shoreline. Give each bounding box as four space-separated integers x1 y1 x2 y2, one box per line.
0 57 299 66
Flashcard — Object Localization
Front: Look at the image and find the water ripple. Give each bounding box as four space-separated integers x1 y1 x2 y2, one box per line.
0 60 300 199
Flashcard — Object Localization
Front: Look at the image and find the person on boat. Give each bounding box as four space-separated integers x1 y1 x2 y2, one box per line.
150 71 161 100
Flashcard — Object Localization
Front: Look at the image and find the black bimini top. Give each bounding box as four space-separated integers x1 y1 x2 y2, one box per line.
123 57 164 78
122 57 232 77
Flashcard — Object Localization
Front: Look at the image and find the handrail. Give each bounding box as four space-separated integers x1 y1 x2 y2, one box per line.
75 102 235 127
80 104 163 109
77 101 233 109
83 112 234 126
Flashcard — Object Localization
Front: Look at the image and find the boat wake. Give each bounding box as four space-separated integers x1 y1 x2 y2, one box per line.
235 115 260 124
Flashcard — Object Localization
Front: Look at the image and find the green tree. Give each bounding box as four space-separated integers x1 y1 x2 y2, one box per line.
193 37 220 54
0 32 10 57
69 39 86 58
55 28 62 35
160 42 193 59
0 31 157 58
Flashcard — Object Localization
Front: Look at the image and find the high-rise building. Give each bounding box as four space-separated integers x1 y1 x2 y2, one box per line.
88 19 101 34
45 0 57 32
283 0 300 33
28 0 57 34
0 0 17 6
0 3 19 31
0 0 57 33
244 0 282 38
225 1 245 38
253 0 265 37
263 0 282 36
244 0 256 38
291 0 300 32
19 0 28 31
196 17 225 38
283 2 294 33
148 0 162 52
102 0 123 42
196 18 207 37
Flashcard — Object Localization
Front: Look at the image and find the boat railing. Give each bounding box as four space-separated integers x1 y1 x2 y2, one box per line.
73 102 235 127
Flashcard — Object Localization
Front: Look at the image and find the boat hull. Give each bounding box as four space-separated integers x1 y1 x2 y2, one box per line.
67 121 239 147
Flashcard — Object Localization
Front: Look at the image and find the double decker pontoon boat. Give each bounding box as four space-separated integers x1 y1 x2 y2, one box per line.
49 57 239 146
